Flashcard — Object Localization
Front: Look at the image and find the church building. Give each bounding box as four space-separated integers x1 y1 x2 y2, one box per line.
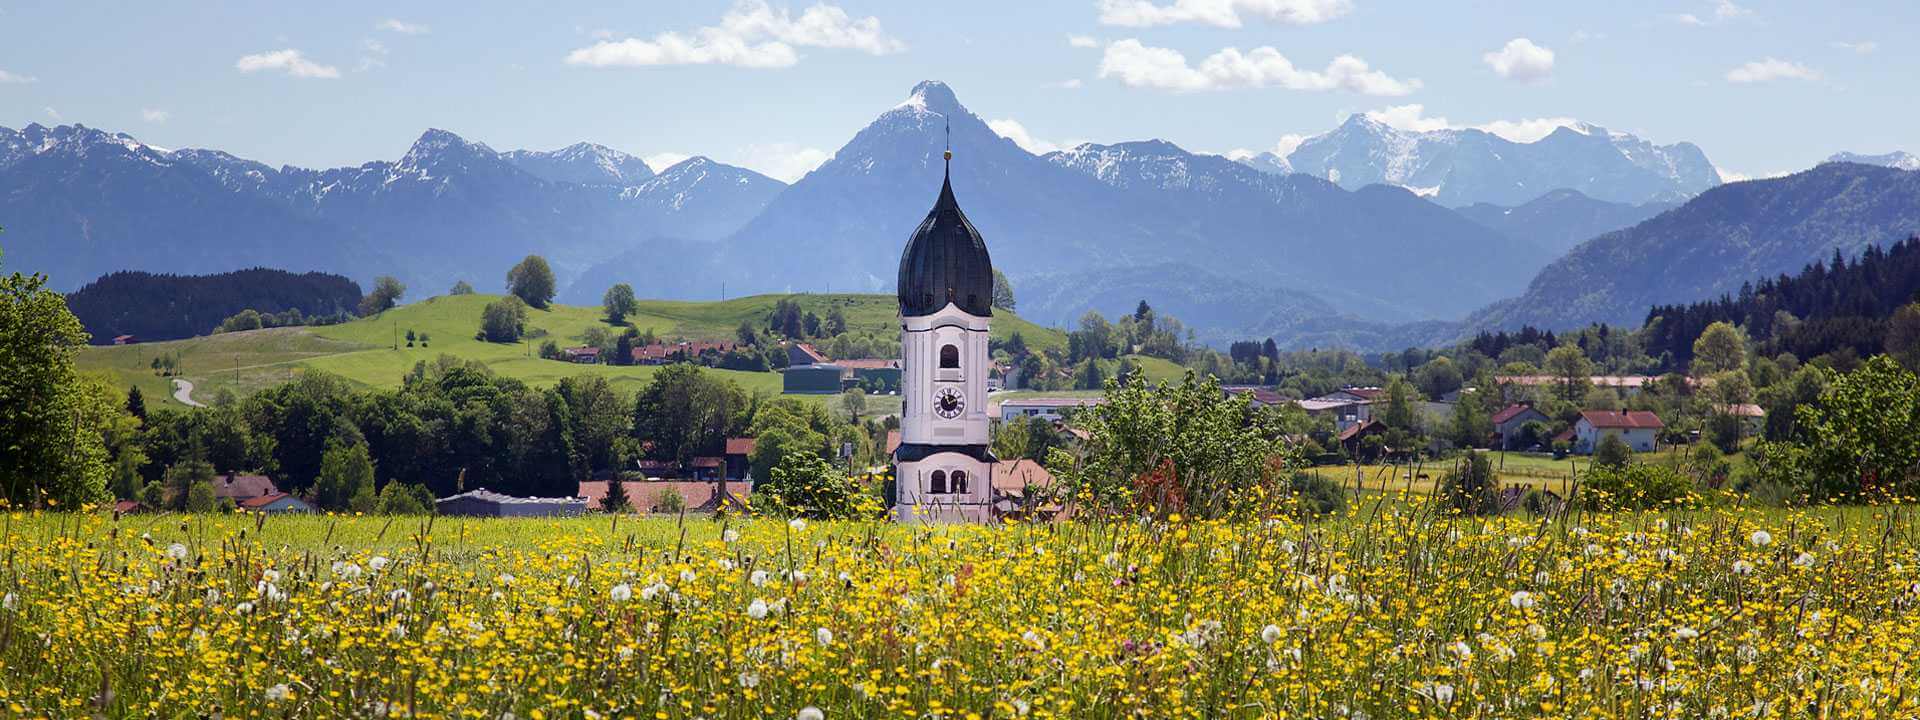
891 148 996 522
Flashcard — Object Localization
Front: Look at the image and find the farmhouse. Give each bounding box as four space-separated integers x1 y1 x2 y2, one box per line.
997 396 1105 423
238 492 314 514
1573 410 1665 454
786 342 829 367
1491 404 1552 449
991 458 1061 521
1295 397 1371 432
630 340 737 366
1338 418 1388 460
560 346 601 364
782 363 845 394
434 489 587 517
213 474 279 503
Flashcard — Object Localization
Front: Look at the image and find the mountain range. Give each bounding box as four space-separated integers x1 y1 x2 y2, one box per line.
1243 114 1721 207
9 80 1914 352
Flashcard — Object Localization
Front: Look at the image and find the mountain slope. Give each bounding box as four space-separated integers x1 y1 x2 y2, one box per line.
1259 114 1719 207
714 82 1544 326
0 124 783 293
1827 151 1919 171
503 142 655 185
1466 162 1920 331
1455 189 1677 255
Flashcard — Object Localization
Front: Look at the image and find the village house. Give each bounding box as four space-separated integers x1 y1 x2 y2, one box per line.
1714 403 1767 435
1295 396 1372 432
630 340 737 366
782 363 845 394
1318 387 1384 403
1491 404 1552 450
238 492 315 514
724 437 756 481
785 342 829 367
1572 410 1665 454
996 396 1105 423
1223 385 1286 407
577 480 751 514
991 458 1062 521
212 473 279 504
560 346 601 364
1337 418 1388 461
435 489 587 517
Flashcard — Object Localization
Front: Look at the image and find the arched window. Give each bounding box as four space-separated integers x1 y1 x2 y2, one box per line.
930 470 947 494
940 344 960 369
950 470 968 494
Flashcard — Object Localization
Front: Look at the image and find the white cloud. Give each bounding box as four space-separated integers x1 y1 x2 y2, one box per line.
1067 34 1099 48
1725 58 1819 84
644 152 693 170
565 0 903 70
1832 40 1878 55
0 69 36 83
235 49 341 79
1097 39 1419 95
988 119 1065 155
1482 38 1554 83
1717 167 1789 183
1226 133 1307 160
1671 13 1706 26
358 39 389 71
1670 0 1750 26
141 108 170 123
1362 104 1581 143
734 143 831 182
1097 0 1352 28
44 106 61 121
378 19 430 35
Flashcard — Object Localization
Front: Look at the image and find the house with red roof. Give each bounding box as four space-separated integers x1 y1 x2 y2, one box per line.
212 474 279 503
239 492 314 514
1573 410 1665 454
1491 404 1552 450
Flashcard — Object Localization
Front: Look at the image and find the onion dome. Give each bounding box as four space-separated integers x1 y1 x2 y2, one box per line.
897 158 994 317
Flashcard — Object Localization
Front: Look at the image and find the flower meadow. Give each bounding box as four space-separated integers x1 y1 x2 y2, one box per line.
2 505 1919 719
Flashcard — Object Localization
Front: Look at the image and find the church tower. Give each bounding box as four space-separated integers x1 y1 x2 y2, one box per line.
892 145 995 522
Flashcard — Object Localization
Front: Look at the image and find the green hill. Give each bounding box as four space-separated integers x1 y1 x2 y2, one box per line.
78 293 1069 408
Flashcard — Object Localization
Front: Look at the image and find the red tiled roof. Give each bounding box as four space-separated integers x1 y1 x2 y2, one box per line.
1337 419 1381 442
239 492 293 509
1491 404 1541 425
690 456 725 469
725 437 757 456
578 480 753 512
992 458 1055 493
214 474 278 500
1225 386 1285 406
885 430 901 456
1342 387 1384 400
1579 410 1665 430
836 358 898 370
113 499 145 514
790 343 828 364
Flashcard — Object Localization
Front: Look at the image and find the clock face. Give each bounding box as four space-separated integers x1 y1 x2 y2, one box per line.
933 386 965 419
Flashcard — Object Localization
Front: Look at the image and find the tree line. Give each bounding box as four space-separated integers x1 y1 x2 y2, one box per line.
65 268 363 342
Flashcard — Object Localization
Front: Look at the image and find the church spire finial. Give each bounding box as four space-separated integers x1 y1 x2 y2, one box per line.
943 118 952 171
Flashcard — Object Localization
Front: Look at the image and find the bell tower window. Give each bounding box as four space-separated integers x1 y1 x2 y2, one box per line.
940 344 961 369
930 470 947 494
951 470 968 494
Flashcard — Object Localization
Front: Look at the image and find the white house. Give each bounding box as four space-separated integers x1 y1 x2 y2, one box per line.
1491 404 1552 449
997 396 1106 423
1573 410 1665 453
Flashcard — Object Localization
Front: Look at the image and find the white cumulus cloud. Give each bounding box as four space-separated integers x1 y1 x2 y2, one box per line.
734 143 831 182
1097 0 1352 28
1725 58 1818 84
988 119 1066 155
644 152 694 170
378 19 430 35
1363 104 1582 143
1483 38 1554 83
235 49 341 79
141 108 170 123
0 69 36 83
565 0 903 69
1098 39 1418 95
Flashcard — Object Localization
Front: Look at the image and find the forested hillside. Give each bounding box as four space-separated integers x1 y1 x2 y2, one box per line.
65 269 361 343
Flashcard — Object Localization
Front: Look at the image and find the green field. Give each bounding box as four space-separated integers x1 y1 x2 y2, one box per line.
78 292 1069 408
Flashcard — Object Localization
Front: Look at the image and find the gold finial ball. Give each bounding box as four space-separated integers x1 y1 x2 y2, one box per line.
944 150 953 161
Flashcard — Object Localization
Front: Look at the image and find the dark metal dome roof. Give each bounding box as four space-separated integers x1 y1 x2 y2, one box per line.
898 168 994 317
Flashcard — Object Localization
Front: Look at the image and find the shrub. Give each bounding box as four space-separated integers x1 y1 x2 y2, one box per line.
1437 450 1500 515
753 452 877 520
1579 462 1695 511
377 482 433 515
656 487 686 514
1281 472 1347 518
1593 434 1632 469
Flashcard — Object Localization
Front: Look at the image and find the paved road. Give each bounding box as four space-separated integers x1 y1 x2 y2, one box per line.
171 378 206 408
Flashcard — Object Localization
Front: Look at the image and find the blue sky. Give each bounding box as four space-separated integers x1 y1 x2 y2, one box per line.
1 0 1910 181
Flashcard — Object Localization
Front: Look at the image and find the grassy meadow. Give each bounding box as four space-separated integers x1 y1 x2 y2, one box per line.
76 293 1070 408
3 502 1918 718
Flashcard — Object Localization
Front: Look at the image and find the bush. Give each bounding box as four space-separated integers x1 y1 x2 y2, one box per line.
753 452 877 520
1437 450 1500 515
185 481 218 512
377 482 433 515
1593 434 1632 469
656 487 686 514
1281 472 1347 518
1580 462 1696 511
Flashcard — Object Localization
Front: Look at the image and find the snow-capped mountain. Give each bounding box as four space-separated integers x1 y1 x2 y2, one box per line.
503 142 656 186
1250 114 1720 207
1827 151 1920 171
708 81 1547 328
0 124 783 294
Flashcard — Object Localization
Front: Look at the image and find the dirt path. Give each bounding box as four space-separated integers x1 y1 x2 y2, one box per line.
171 378 206 408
